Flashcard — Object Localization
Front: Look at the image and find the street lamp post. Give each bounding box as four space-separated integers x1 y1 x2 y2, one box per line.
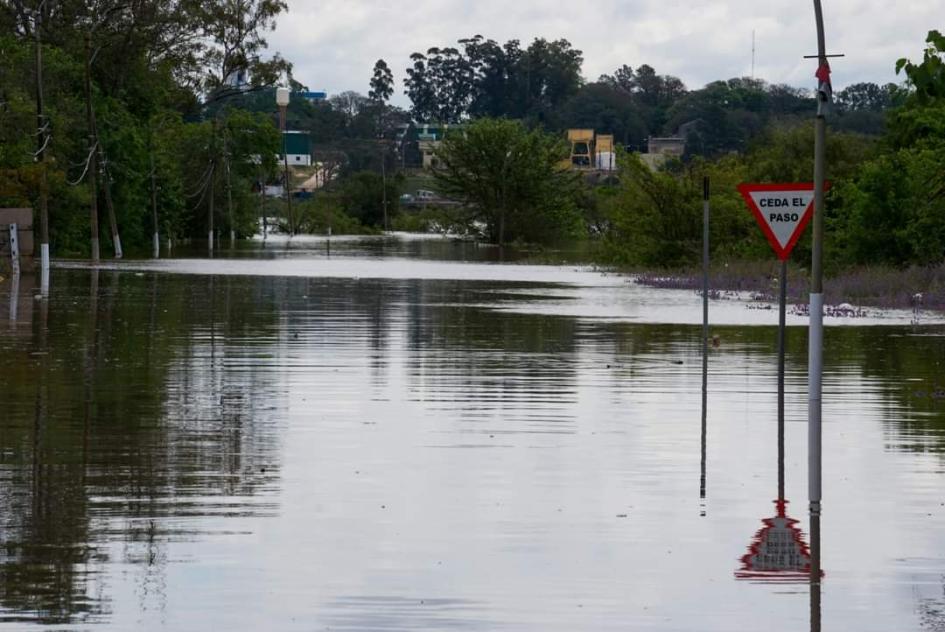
276 86 294 236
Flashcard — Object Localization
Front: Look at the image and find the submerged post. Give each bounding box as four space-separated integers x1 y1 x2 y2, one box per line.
809 0 829 518
703 176 710 361
9 223 20 277
9 269 19 325
701 176 709 506
778 258 787 501
809 511 822 632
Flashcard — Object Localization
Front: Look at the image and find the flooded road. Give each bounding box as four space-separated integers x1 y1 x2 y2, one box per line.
2 235 945 630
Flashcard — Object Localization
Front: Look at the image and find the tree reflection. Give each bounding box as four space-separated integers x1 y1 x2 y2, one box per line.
0 270 287 624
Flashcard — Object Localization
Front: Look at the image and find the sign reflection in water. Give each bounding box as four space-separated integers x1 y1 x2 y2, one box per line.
2 237 945 631
735 499 812 582
732 332 823 631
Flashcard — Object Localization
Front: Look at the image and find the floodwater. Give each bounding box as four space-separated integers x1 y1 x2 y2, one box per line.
1 234 944 631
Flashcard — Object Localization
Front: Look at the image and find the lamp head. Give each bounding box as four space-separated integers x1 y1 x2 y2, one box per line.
275 86 290 107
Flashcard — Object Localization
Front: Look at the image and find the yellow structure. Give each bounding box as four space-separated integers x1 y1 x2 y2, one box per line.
595 135 614 152
564 130 617 171
567 129 595 168
595 134 615 172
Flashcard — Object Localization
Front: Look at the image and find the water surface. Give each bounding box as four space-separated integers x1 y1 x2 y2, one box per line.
1 234 944 630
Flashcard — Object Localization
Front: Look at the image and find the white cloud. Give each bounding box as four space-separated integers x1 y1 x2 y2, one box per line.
268 0 935 106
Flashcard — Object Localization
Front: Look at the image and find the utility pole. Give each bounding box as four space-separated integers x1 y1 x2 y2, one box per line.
225 149 235 245
149 132 159 258
381 150 388 232
98 147 123 258
209 118 217 253
35 4 50 293
258 164 267 241
81 34 101 263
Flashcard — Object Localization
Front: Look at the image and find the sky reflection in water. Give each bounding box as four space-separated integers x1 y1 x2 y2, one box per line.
0 235 944 630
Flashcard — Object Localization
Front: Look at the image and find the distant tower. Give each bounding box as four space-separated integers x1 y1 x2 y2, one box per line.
751 30 756 79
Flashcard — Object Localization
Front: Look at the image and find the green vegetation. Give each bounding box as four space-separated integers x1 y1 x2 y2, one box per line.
432 118 583 244
598 31 945 273
0 0 290 255
1 0 943 272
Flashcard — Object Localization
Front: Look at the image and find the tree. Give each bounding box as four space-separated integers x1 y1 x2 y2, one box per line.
556 82 648 148
403 36 583 123
329 90 369 119
432 118 583 244
897 30 945 103
368 59 393 103
339 170 399 227
599 63 687 132
404 46 474 122
191 0 292 100
515 38 584 119
601 155 704 267
462 36 522 119
835 82 896 112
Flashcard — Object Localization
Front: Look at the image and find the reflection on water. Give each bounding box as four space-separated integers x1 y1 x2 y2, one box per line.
736 500 813 582
0 236 944 630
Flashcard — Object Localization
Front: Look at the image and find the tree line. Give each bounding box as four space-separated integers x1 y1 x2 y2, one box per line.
0 2 932 259
427 31 945 273
597 31 945 270
0 0 289 257
397 34 901 151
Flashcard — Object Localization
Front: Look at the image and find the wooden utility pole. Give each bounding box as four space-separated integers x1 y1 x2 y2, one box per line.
35 5 50 292
83 32 100 262
224 136 235 245
209 118 217 252
98 147 123 258
381 150 388 231
149 140 159 258
208 163 216 253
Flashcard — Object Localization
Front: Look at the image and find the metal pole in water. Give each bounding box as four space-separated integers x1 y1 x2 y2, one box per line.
702 176 710 361
778 257 787 502
809 0 828 519
809 511 822 632
700 176 709 506
9 224 20 278
9 268 19 326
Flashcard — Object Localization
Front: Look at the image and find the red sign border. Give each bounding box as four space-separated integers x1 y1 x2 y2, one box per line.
737 182 830 261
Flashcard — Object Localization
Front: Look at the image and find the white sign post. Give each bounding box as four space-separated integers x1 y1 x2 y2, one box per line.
739 183 827 515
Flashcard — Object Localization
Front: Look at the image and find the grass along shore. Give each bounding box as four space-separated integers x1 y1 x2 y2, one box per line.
631 260 945 314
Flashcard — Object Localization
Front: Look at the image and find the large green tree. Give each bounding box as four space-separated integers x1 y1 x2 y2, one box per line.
404 36 583 123
432 118 583 245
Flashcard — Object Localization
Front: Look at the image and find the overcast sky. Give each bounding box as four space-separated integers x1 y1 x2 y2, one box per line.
270 0 934 105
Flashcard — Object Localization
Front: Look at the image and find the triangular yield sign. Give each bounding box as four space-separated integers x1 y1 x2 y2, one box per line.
737 183 829 260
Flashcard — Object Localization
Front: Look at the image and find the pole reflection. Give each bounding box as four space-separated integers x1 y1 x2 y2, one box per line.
733 333 823 631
